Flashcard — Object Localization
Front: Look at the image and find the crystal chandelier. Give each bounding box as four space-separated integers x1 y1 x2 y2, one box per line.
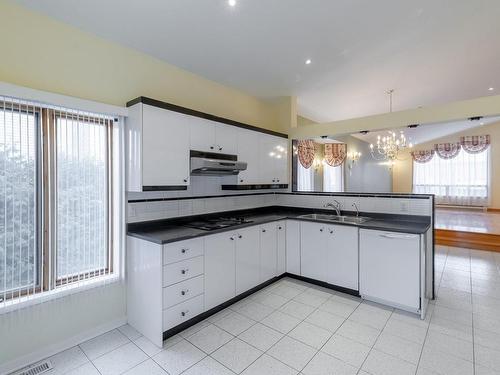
369 89 413 163
370 131 413 162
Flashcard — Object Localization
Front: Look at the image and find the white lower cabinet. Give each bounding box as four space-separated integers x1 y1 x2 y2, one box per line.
162 294 204 331
162 275 204 309
276 221 286 275
235 226 261 294
286 220 301 275
326 225 358 290
300 221 328 281
260 223 277 282
300 222 358 290
204 232 236 310
359 229 421 312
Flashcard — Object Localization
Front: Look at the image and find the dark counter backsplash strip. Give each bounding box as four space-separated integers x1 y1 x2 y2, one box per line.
128 191 434 203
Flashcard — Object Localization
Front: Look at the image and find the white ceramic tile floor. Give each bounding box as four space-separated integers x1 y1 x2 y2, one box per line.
15 246 500 375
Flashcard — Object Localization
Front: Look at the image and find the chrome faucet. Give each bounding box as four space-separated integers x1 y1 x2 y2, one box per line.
352 203 360 217
324 200 342 216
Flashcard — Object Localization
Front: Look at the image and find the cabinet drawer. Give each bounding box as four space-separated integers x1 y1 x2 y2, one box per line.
163 239 204 265
163 256 204 287
163 275 204 309
163 294 204 331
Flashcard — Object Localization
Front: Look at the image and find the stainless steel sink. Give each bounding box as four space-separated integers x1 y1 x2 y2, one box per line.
298 213 371 224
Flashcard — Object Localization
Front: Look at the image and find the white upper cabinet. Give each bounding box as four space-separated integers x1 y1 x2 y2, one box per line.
190 118 238 155
259 134 288 184
236 129 261 184
189 117 216 153
215 123 238 155
126 103 190 191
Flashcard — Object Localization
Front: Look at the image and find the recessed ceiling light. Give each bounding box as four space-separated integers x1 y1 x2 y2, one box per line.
228 0 236 7
480 122 485 125
305 59 312 65
488 87 494 91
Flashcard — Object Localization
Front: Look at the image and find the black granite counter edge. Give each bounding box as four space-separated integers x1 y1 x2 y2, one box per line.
127 206 432 245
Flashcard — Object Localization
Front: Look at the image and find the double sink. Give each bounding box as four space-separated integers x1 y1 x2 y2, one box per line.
298 213 371 225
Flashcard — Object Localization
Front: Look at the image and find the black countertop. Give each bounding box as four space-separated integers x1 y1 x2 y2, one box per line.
127 206 432 245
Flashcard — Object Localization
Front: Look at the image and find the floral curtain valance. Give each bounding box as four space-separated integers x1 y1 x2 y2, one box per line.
324 143 347 167
460 135 491 154
434 142 461 159
411 150 435 163
411 134 490 163
297 140 315 169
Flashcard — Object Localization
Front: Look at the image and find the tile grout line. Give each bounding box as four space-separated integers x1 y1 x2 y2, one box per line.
411 245 450 374
354 308 395 375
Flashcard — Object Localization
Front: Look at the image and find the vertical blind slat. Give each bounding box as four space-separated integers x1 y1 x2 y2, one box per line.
0 95 115 309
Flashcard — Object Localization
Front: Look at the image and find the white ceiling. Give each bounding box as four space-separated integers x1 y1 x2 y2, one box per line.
351 116 500 146
15 0 500 122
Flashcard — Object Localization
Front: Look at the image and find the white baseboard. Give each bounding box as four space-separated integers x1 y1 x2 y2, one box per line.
0 316 127 375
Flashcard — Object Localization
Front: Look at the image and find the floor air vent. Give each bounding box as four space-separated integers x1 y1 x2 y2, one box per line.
12 361 53 375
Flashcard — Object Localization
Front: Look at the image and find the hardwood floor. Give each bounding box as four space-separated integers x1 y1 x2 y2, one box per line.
435 208 500 252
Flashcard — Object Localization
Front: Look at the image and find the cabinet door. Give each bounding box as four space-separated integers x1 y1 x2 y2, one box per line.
260 223 277 282
273 138 288 184
215 123 238 155
286 220 301 275
359 229 420 311
258 134 277 184
276 221 286 275
326 225 358 290
190 117 216 152
142 104 190 186
235 226 261 294
236 129 260 184
204 233 236 310
300 222 328 281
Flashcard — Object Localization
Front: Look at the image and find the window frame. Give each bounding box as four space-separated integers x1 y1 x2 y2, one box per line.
0 103 43 302
0 104 115 303
51 112 114 287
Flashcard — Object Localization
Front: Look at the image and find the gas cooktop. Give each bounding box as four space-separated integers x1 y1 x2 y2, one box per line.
183 217 254 231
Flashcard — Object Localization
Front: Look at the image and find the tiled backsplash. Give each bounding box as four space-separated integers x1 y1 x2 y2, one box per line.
128 191 433 223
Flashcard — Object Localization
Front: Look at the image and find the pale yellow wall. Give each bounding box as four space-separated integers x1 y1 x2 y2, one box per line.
0 1 292 133
292 96 500 139
392 121 500 208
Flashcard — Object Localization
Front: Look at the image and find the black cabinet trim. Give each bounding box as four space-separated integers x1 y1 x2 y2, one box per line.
127 96 288 139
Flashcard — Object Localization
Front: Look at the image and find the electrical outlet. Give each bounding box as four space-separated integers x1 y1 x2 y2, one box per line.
400 201 409 213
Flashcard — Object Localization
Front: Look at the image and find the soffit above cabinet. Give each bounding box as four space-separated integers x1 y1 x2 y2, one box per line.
127 96 288 139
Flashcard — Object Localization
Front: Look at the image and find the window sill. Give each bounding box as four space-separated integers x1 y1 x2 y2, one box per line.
0 274 121 315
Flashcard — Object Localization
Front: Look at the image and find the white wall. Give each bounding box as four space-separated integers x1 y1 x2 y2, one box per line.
0 282 126 373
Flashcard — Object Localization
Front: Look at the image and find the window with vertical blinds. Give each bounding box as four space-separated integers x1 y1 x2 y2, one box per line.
0 96 116 309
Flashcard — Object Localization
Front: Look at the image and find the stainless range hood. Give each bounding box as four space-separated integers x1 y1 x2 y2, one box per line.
190 151 247 176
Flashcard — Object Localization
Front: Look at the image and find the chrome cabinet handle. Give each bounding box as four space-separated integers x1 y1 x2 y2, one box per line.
181 310 189 317
183 178 188 183
230 236 235 241
379 233 417 239
329 230 334 234
181 248 189 254
278 226 282 230
320 228 323 232
218 145 223 151
210 145 214 150
181 289 189 296
240 179 244 183
262 229 266 233
238 234 242 239
181 268 189 275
